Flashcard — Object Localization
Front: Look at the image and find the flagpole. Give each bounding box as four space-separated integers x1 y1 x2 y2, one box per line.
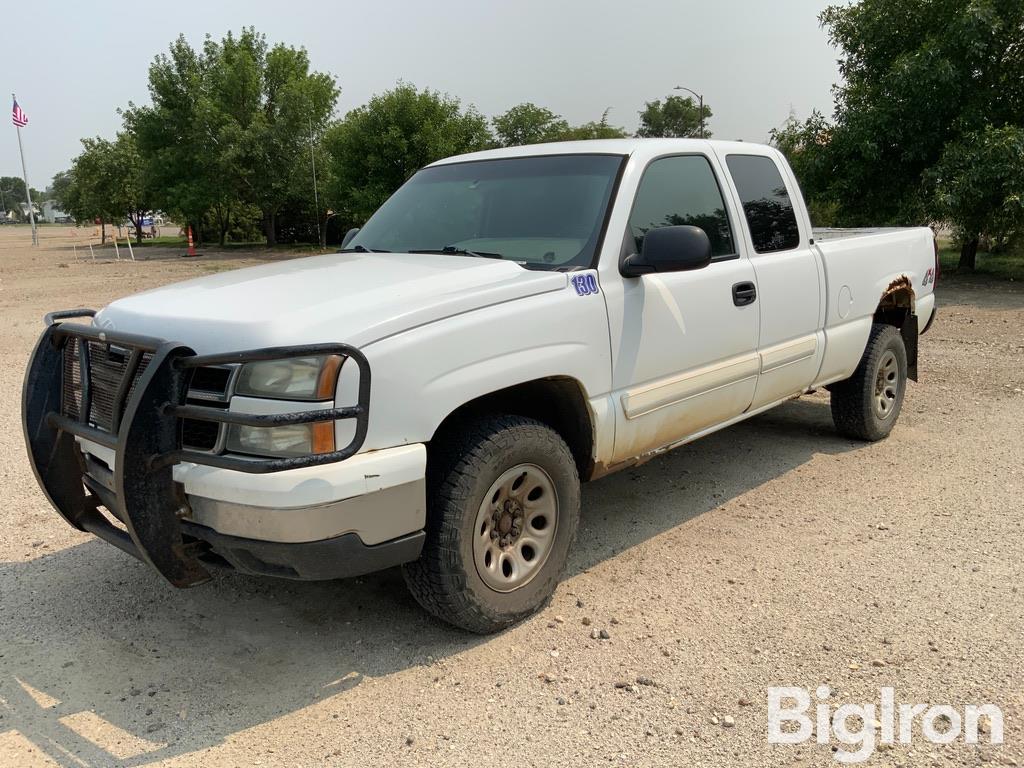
12 93 37 246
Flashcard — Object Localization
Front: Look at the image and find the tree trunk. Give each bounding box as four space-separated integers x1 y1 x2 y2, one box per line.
263 210 277 247
319 216 327 249
958 236 979 272
101 221 106 245
217 206 229 247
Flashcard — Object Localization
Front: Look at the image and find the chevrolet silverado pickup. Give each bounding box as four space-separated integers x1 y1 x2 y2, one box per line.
23 139 938 632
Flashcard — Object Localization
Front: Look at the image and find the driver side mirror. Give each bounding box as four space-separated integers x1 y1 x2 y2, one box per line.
621 225 713 277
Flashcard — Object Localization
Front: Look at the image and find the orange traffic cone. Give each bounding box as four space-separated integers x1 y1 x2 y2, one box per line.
184 225 199 257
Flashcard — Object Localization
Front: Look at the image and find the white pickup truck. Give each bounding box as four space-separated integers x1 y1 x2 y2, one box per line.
23 139 937 632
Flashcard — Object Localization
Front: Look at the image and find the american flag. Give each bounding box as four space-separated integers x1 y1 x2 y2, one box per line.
12 98 28 128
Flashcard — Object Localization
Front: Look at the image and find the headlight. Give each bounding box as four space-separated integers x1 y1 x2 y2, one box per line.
235 355 343 401
227 354 343 458
226 423 332 458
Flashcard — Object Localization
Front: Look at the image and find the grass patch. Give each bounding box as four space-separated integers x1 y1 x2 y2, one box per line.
93 236 331 255
90 235 186 248
938 243 1024 281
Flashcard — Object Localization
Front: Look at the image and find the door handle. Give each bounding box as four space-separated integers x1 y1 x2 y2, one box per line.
732 281 757 306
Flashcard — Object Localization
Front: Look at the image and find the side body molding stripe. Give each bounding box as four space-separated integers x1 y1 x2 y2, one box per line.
621 354 760 420
758 335 818 374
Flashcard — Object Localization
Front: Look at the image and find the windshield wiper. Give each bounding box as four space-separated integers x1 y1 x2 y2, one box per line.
338 244 384 253
408 246 504 260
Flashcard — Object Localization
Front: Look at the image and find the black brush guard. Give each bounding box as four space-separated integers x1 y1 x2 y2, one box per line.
22 309 370 587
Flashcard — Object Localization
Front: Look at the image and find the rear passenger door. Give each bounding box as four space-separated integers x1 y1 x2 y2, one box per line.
607 153 760 464
719 152 824 409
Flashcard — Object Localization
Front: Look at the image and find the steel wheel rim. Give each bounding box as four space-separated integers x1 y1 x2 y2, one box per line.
874 349 900 419
473 463 558 593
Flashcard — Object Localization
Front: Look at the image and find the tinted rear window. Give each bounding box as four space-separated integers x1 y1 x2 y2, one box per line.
726 154 800 253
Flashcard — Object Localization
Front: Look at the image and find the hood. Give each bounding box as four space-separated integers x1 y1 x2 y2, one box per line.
95 252 567 353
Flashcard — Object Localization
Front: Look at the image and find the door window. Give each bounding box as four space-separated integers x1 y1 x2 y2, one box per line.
628 155 736 258
725 154 801 253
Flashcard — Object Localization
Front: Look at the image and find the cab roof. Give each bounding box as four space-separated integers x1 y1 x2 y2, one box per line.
428 138 779 167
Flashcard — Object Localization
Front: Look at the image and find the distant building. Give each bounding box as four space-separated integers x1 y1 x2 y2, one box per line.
17 201 41 220
41 200 70 223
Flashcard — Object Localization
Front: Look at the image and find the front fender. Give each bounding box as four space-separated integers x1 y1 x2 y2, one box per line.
357 284 611 452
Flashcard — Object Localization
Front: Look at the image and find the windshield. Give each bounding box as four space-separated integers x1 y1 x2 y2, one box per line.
348 154 624 270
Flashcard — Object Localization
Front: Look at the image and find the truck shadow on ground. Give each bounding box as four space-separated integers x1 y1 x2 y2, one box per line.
0 397 860 766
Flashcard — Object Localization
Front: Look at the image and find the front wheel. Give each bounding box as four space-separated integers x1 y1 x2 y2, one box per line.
830 323 908 441
403 415 580 633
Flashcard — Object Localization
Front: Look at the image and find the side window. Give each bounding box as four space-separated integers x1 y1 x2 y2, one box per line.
725 154 801 253
628 155 736 258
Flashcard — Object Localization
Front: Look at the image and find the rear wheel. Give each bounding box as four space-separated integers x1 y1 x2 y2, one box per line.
403 415 580 634
830 323 908 441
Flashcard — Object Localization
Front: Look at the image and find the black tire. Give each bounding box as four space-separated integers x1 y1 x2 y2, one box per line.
402 415 580 634
830 323 908 441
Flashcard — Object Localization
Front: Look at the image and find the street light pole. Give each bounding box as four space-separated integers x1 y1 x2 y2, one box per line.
673 85 705 139
308 116 323 247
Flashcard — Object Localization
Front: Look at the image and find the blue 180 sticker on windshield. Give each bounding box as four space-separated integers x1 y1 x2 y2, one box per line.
571 273 600 296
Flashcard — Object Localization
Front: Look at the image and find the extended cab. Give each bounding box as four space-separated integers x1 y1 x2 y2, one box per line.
23 139 938 632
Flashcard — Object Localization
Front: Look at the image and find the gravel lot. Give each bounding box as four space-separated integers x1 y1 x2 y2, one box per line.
1 226 1022 767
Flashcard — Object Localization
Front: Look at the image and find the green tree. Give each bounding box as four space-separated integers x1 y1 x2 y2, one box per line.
637 95 712 138
109 131 153 243
770 110 838 225
557 109 629 141
0 177 25 217
124 29 338 246
220 30 338 245
325 83 493 224
124 35 220 244
493 103 569 147
814 0 1024 268
63 138 119 242
930 125 1024 269
55 132 152 242
49 170 77 217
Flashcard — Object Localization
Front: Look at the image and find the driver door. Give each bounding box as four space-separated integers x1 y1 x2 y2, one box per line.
605 153 760 464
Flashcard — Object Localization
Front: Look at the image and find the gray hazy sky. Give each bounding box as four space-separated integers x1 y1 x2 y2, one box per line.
0 0 841 189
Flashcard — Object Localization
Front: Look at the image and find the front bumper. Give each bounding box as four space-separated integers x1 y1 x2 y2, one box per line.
81 440 428 546
22 309 391 587
181 523 425 581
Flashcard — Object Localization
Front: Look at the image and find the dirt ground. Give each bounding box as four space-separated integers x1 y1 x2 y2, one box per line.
1 225 1022 768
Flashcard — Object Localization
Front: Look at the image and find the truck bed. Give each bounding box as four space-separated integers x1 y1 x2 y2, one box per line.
812 227 928 242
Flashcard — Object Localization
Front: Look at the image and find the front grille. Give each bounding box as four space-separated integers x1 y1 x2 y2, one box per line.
61 340 224 450
188 366 231 395
88 344 132 430
181 417 221 451
61 339 152 432
126 352 154 404
61 339 83 420
180 366 233 452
